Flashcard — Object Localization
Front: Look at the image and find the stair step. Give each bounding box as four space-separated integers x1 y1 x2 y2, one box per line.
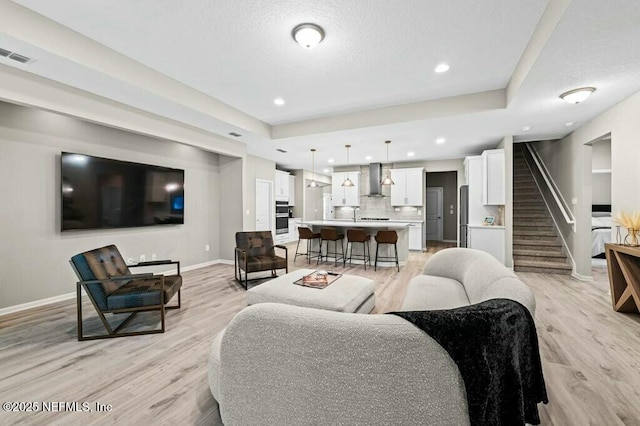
513 236 561 245
514 229 557 237
513 215 551 222
514 259 572 272
513 249 566 258
514 265 573 275
514 224 554 231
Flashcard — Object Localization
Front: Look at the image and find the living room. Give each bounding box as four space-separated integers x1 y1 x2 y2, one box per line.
2 1 640 425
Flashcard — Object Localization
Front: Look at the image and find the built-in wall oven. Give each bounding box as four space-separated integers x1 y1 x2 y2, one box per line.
275 201 289 235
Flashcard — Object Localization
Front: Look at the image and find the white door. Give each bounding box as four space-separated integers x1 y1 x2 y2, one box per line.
255 179 273 232
426 187 443 241
323 193 334 220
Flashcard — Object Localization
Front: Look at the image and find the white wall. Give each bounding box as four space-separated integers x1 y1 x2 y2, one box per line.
0 101 222 309
536 89 640 277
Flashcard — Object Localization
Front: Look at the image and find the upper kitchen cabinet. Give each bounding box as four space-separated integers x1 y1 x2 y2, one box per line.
275 170 290 202
390 168 424 206
288 175 296 206
481 149 505 205
331 171 360 206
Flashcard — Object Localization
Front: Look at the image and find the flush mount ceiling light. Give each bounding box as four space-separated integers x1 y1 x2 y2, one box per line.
434 63 450 73
560 87 596 104
435 137 446 144
341 144 355 187
274 97 285 106
292 23 325 49
381 140 395 186
308 148 319 188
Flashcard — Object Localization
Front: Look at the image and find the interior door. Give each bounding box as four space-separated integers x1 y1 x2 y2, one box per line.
255 179 272 232
426 187 443 241
323 193 334 220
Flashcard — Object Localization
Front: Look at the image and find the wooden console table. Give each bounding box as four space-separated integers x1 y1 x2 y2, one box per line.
605 243 640 313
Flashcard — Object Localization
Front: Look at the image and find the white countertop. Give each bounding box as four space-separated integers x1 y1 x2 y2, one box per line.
467 225 506 229
301 220 412 229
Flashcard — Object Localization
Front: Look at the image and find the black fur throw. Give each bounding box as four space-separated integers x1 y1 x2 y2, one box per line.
392 298 548 425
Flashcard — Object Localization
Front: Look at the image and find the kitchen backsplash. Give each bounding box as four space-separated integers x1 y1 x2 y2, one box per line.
333 165 424 221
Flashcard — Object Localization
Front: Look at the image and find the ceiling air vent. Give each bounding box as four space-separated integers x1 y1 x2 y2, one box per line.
228 132 242 137
276 149 287 153
0 47 35 64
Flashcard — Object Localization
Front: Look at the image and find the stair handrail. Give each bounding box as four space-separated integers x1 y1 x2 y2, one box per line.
524 143 576 232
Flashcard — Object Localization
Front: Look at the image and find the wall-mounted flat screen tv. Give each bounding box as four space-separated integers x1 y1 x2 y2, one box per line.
61 152 185 231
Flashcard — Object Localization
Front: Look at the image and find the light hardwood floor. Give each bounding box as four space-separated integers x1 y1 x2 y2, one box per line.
1 244 639 425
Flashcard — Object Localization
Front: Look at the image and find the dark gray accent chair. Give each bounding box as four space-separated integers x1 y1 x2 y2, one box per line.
70 244 182 341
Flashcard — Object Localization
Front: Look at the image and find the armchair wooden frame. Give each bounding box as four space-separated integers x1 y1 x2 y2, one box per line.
71 260 182 341
234 245 288 290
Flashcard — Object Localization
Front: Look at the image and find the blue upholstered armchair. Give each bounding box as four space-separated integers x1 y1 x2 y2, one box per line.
70 245 182 340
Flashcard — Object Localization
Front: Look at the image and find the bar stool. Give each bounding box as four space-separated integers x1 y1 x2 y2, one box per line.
346 229 372 270
294 227 321 264
374 230 399 272
318 228 345 267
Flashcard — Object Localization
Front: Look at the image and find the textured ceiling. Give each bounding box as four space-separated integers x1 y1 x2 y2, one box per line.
3 0 640 171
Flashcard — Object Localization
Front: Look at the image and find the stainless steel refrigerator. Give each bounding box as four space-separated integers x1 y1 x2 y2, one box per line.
459 185 469 248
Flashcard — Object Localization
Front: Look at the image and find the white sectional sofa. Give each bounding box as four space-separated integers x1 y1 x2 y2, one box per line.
208 248 536 425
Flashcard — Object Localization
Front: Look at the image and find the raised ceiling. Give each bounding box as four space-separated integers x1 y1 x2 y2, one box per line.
2 0 640 172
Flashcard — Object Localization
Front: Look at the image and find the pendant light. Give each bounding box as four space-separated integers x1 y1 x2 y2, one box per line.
342 144 354 187
381 140 395 185
308 148 319 188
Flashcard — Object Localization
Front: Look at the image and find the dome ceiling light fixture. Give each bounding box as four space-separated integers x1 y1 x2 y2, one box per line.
292 23 325 49
560 87 596 104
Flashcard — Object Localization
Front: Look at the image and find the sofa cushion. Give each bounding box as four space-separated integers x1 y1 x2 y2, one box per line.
480 277 536 314
401 275 470 311
462 256 517 305
208 328 225 402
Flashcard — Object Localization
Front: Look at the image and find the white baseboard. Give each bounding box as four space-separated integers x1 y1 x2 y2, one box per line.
0 292 76 317
572 272 594 282
0 259 234 317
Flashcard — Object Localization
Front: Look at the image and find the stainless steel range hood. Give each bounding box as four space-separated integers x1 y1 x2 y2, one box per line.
367 163 384 197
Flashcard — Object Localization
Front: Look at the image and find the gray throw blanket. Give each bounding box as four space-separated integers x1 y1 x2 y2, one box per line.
392 298 547 426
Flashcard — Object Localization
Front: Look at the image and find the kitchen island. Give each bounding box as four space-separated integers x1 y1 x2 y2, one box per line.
300 220 413 267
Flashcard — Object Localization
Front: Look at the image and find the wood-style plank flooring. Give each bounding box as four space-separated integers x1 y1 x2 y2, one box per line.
1 243 639 425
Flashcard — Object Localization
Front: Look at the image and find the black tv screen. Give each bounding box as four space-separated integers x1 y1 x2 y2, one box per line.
61 152 184 231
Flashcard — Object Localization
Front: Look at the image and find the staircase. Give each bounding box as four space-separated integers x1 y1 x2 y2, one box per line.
513 148 572 274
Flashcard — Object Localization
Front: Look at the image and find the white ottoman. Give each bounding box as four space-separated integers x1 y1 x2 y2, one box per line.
246 269 375 313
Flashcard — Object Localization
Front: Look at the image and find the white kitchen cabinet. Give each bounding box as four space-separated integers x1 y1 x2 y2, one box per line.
408 223 423 251
289 218 302 243
275 170 290 202
481 149 505 205
288 175 296 206
468 226 505 264
390 168 424 206
331 171 360 206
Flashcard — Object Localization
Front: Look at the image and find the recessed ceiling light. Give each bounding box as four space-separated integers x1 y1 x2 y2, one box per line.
565 122 576 127
328 158 334 163
292 23 325 49
274 98 285 106
407 152 415 157
365 155 372 160
434 63 450 73
323 168 330 173
522 126 531 132
435 137 446 144
560 87 596 104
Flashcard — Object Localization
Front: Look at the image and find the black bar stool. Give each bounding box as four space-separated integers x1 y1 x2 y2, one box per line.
318 228 345 267
294 227 321 264
346 229 372 270
374 230 399 272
